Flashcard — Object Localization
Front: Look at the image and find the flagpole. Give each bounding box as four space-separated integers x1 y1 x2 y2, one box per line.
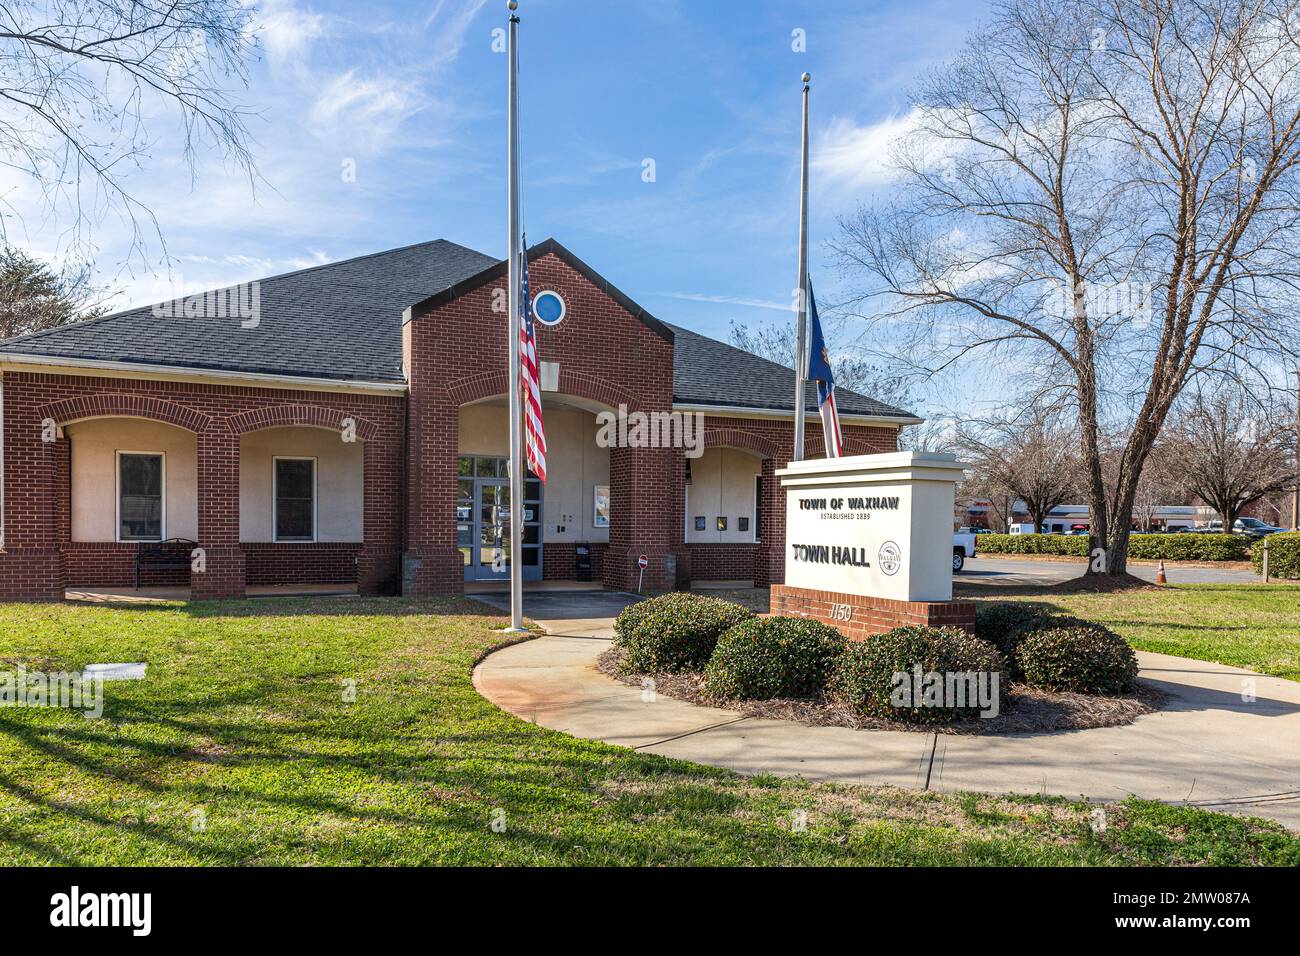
505 0 525 631
792 72 811 462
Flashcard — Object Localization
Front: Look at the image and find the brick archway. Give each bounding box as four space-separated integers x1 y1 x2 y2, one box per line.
227 404 379 441
446 368 640 413
38 394 211 433
701 426 782 461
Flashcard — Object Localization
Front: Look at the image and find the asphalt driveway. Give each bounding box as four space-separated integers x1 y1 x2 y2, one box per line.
959 556 1259 586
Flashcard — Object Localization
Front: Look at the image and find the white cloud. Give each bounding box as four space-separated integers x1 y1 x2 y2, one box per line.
309 70 429 148
812 110 922 193
424 0 490 69
258 1 329 64
658 292 791 312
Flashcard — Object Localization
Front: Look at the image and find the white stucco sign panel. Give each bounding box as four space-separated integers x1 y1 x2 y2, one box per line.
777 452 968 603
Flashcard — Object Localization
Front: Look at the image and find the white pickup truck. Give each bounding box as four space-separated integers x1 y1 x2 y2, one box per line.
952 532 978 572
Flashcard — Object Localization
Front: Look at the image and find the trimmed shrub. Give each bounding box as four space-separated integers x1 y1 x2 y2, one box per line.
613 593 752 673
974 602 1121 680
978 532 1249 561
1252 531 1300 580
833 625 1010 724
973 602 1057 671
702 616 846 700
1015 624 1139 695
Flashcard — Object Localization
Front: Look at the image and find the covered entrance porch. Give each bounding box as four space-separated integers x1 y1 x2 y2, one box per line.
455 393 614 588
458 454 544 583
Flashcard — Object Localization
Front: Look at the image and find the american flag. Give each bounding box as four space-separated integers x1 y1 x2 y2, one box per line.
519 254 548 482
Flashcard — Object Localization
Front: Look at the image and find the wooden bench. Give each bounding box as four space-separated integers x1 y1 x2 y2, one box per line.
135 538 198 590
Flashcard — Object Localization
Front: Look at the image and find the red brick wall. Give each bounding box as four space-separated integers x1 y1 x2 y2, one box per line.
686 543 759 581
1 372 405 600
243 543 361 587
542 541 606 581
770 584 976 639
63 543 189 588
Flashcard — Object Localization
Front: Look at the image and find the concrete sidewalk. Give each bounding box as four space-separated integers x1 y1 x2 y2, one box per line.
472 591 1300 829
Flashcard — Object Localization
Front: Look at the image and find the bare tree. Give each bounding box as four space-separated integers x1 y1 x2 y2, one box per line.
0 245 108 338
0 0 259 264
1160 386 1296 528
727 318 915 412
1103 433 1182 529
954 413 1080 532
832 0 1300 575
957 480 1019 531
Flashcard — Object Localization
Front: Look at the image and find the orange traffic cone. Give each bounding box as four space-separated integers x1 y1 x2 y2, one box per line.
1156 559 1167 585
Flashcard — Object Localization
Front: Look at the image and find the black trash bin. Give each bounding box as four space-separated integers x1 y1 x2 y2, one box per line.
575 543 593 582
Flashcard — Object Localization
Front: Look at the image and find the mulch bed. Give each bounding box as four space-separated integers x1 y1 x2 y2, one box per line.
597 646 1165 736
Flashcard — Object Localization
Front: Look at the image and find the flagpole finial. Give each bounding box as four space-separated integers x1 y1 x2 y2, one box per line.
508 0 517 10
802 72 811 84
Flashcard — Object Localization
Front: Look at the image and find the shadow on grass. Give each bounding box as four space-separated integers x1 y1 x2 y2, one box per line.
59 594 514 622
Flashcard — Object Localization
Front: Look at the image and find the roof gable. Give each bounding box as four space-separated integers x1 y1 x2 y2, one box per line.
405 237 674 343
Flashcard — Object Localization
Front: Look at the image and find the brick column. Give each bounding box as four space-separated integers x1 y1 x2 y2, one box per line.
358 437 402 595
402 398 462 595
604 444 674 592
192 424 244 600
669 451 691 589
754 457 786 588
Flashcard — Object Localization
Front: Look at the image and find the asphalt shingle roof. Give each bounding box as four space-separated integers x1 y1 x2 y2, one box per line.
0 239 918 420
0 239 498 383
669 323 917 420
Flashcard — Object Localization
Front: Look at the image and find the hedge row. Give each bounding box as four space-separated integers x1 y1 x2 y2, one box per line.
1252 531 1300 579
976 532 1251 561
977 534 1089 556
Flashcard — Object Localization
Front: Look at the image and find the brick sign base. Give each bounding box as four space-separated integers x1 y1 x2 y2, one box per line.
770 584 976 641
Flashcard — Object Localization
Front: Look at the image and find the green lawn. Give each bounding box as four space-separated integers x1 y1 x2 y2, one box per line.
987 584 1300 681
0 597 1295 866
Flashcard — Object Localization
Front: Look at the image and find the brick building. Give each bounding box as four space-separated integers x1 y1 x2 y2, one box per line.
0 238 918 600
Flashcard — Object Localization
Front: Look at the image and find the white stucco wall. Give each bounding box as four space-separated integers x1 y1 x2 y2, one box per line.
685 447 762 544
68 418 199 542
239 427 363 542
458 403 610 543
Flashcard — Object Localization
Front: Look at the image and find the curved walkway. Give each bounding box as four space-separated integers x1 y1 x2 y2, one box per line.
471 592 1300 829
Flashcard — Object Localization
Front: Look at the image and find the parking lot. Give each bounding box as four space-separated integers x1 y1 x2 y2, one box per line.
960 556 1260 587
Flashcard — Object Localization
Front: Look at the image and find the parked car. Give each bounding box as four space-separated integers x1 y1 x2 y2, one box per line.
952 532 978 572
1231 517 1286 539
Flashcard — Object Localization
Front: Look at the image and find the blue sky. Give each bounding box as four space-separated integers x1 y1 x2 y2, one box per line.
21 0 991 409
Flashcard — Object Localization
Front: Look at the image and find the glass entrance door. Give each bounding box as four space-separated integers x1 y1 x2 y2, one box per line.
459 456 542 582
477 479 510 579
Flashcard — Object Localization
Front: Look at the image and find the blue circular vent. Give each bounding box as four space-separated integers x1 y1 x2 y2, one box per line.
533 290 566 325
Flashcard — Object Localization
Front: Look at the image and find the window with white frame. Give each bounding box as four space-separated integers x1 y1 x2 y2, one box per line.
274 457 316 542
118 452 165 542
